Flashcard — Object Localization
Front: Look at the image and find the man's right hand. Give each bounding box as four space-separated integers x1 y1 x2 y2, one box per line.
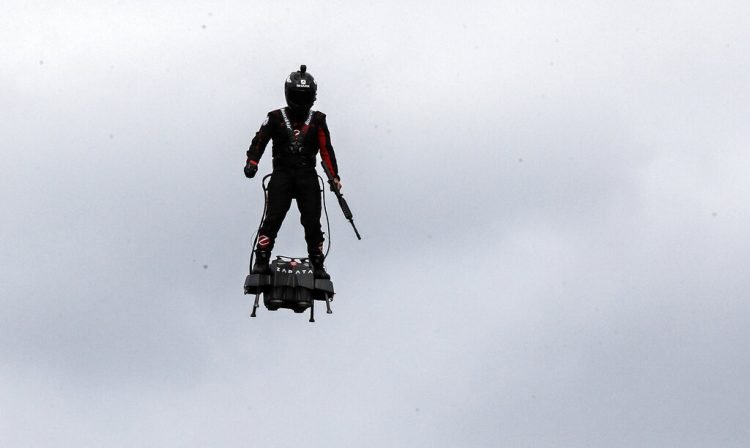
244 161 258 178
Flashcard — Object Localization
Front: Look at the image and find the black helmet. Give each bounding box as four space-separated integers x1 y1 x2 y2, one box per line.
285 64 317 113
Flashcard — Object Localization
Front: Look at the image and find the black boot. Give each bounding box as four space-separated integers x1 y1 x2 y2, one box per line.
252 249 271 275
309 253 330 279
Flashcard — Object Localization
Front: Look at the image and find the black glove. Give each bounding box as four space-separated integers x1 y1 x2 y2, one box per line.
244 162 258 178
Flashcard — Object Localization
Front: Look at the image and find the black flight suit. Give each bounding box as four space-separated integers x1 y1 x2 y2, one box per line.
246 107 339 255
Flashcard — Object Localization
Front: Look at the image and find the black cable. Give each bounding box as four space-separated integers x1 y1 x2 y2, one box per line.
248 174 273 273
319 175 332 258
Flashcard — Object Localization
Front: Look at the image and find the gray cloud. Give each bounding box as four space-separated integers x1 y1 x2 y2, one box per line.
2 1 749 447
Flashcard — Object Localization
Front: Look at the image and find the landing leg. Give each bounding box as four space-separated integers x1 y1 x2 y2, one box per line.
325 295 333 314
250 293 260 317
309 299 315 323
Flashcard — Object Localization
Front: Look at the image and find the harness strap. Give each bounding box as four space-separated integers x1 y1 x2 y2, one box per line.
280 108 314 154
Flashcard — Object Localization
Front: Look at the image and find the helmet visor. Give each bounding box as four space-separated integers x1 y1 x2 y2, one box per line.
287 89 315 107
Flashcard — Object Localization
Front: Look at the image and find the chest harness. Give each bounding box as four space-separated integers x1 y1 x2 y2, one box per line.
280 108 314 154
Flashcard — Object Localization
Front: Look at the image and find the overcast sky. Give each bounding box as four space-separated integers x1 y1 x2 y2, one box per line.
2 1 749 447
